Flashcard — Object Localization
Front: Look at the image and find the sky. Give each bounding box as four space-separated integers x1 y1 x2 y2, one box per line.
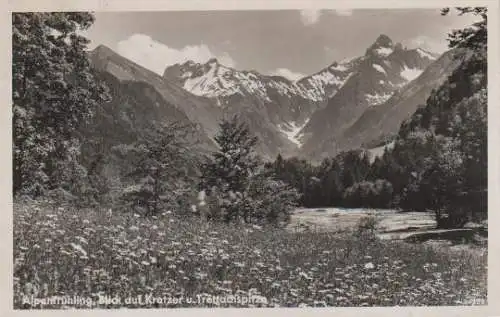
83 9 478 80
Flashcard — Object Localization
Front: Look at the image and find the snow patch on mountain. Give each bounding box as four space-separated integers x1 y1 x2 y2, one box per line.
278 118 310 147
375 47 393 57
183 63 242 97
400 65 423 82
181 71 193 79
330 63 349 72
298 70 353 101
416 48 437 60
372 64 386 74
181 62 289 102
365 92 393 106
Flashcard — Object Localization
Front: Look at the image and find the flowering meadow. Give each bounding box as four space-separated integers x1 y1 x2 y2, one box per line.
13 201 487 309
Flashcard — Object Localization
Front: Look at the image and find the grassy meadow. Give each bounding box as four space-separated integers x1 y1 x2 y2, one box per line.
13 201 487 308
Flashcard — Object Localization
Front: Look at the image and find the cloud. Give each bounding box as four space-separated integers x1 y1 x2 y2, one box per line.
270 68 305 81
334 9 353 16
324 46 338 55
300 9 322 25
116 34 236 75
405 35 449 54
300 9 353 25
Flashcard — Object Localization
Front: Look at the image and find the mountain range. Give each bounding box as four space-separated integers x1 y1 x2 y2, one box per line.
89 34 463 162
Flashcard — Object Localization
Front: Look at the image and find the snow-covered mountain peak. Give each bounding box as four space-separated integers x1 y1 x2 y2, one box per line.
162 33 439 113
163 55 357 105
358 36 438 100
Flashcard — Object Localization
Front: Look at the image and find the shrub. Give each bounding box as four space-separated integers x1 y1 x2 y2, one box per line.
249 176 301 227
354 215 380 241
342 179 393 208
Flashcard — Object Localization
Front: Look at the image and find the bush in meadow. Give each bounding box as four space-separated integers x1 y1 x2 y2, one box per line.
354 215 380 241
248 172 301 226
342 179 393 208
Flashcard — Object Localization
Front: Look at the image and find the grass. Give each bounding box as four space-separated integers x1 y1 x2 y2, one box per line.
13 201 487 308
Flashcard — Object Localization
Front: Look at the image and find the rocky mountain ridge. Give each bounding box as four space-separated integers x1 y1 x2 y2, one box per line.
90 34 454 162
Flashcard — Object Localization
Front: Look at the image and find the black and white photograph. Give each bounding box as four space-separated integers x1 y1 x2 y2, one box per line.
8 1 494 313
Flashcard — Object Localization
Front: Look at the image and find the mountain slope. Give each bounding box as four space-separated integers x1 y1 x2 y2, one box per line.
163 58 356 124
90 45 222 140
90 45 298 159
341 48 469 151
298 35 437 160
163 56 360 156
82 71 213 151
